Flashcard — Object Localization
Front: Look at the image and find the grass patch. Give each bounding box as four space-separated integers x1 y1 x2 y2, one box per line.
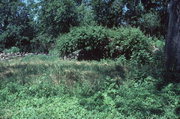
0 55 179 119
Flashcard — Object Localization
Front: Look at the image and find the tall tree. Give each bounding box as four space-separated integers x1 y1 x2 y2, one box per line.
125 0 169 36
0 0 35 52
91 0 123 28
38 0 79 37
166 0 180 79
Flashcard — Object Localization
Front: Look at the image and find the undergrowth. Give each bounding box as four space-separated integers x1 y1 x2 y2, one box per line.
0 55 179 119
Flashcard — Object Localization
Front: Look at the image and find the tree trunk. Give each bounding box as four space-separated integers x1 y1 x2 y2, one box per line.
166 0 180 76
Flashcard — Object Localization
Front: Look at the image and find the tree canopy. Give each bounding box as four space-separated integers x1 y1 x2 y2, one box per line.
0 0 170 52
0 0 35 51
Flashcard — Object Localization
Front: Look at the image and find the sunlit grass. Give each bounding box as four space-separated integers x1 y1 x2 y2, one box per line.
0 55 179 119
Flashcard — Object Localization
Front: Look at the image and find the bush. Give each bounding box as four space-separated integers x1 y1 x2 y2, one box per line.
56 26 154 63
30 34 53 53
56 26 111 60
3 47 20 53
109 27 154 63
80 77 180 119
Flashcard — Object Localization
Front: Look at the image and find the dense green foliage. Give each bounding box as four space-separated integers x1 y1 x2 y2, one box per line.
90 0 168 36
56 26 153 62
38 0 79 37
0 55 179 118
0 0 179 119
0 0 169 53
56 26 110 60
109 27 153 63
91 0 123 28
0 0 35 52
77 3 97 26
3 46 20 53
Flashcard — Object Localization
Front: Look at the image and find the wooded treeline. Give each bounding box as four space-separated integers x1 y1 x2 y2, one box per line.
1 0 180 77
0 0 168 52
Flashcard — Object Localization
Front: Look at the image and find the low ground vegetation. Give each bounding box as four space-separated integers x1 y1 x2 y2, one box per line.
0 54 179 119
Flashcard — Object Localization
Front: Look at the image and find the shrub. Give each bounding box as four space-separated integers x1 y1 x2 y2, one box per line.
56 26 154 63
109 27 153 64
80 77 180 119
3 47 20 53
56 26 111 60
30 34 53 53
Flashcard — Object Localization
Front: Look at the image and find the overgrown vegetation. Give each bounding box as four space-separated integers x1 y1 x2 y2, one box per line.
56 26 154 62
0 0 168 53
0 0 179 119
0 55 179 118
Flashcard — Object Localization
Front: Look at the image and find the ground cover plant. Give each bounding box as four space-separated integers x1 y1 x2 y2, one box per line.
0 54 179 119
